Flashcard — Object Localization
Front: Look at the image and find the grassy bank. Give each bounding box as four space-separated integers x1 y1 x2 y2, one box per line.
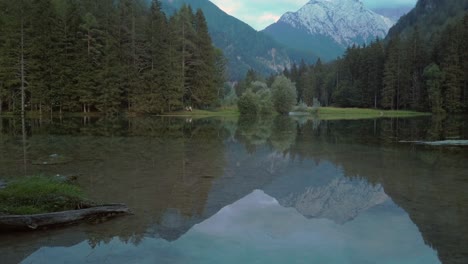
160 106 240 117
311 107 430 120
0 176 89 215
0 107 429 120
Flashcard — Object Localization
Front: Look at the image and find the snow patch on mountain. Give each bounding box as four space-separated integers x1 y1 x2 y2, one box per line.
278 0 393 47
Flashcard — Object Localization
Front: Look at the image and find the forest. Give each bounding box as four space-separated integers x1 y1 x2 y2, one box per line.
0 0 225 115
236 14 468 114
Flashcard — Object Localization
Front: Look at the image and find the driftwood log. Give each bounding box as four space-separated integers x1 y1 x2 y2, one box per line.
0 204 130 231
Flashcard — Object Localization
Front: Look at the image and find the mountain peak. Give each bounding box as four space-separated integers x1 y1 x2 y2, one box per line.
263 0 393 60
281 0 393 46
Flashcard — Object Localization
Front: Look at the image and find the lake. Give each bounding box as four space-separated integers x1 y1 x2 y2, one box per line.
0 115 467 264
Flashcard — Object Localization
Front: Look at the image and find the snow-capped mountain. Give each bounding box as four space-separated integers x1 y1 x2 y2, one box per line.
263 0 394 60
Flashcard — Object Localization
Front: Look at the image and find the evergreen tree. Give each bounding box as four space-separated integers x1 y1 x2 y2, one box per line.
438 24 463 113
131 0 167 113
382 37 401 109
423 63 445 114
407 27 426 110
191 9 217 107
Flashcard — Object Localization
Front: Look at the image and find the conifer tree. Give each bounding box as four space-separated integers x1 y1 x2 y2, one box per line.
191 9 217 107
382 38 401 109
424 63 445 114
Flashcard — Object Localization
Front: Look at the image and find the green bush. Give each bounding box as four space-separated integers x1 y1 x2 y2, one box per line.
256 88 274 115
293 102 309 113
271 76 297 115
237 90 259 116
310 97 321 114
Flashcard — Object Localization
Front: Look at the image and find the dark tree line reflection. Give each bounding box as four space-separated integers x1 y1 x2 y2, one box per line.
0 115 467 264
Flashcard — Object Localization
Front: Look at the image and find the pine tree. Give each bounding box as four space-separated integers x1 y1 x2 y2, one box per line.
368 39 385 108
0 0 32 114
407 26 426 110
382 37 401 110
301 67 315 106
441 25 463 113
27 0 64 115
463 14 468 110
163 13 184 112
131 0 167 113
423 63 445 114
191 9 217 107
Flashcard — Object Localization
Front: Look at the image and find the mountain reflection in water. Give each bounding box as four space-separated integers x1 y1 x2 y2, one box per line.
0 115 466 264
22 189 438 264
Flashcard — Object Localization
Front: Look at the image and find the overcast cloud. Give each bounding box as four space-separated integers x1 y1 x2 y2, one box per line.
209 0 417 30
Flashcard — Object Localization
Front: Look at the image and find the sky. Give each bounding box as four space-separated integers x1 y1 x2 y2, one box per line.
209 0 418 30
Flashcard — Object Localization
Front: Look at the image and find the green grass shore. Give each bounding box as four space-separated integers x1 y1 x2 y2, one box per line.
0 176 88 215
162 106 429 119
0 107 429 119
311 107 430 120
160 107 240 117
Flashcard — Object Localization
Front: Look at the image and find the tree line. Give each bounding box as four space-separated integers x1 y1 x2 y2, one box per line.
236 14 467 114
0 0 225 116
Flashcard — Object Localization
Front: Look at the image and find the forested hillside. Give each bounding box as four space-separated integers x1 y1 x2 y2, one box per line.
160 0 297 80
0 0 224 115
387 0 468 40
240 1 467 114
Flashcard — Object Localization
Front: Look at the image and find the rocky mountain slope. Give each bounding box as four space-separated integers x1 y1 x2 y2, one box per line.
160 0 295 80
263 0 393 60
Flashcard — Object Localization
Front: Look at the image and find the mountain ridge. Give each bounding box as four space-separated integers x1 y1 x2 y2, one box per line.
160 0 301 80
262 0 393 60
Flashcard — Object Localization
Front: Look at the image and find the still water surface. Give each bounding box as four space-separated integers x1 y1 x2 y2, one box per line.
0 116 467 264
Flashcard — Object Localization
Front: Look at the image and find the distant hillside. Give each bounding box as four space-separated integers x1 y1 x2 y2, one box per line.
387 0 468 40
160 0 309 80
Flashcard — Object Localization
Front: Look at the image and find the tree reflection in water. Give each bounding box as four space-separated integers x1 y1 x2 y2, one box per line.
0 115 466 264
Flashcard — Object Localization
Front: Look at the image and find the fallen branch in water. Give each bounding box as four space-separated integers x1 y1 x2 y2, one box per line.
0 204 130 231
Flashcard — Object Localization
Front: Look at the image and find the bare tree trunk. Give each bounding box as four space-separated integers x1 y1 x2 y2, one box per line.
151 16 154 71
396 52 401 111
20 12 26 117
87 29 91 56
374 92 377 109
132 4 136 67
21 114 27 175
182 23 185 104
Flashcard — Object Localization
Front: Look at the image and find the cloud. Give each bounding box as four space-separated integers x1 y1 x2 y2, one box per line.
210 0 307 30
209 0 417 30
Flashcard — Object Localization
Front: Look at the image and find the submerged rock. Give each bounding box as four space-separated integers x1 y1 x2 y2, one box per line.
32 154 73 165
0 180 6 189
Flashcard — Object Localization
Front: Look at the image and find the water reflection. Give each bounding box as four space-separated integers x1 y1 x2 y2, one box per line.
0 115 467 264
22 189 439 264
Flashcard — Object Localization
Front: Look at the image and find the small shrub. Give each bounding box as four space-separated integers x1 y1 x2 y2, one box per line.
310 97 321 114
256 88 274 115
293 102 309 113
250 81 268 93
271 76 297 115
237 90 259 116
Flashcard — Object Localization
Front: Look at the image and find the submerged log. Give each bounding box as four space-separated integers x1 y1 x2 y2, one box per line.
0 204 130 231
